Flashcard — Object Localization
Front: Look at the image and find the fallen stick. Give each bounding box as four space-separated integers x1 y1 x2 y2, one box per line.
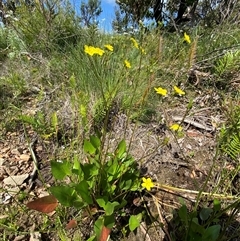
28 140 38 189
172 115 214 132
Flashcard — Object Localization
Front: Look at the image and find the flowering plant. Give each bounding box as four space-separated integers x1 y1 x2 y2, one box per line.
154 87 168 96
48 135 142 240
124 59 131 68
141 177 154 191
170 123 183 132
84 45 105 56
174 85 185 96
183 32 191 44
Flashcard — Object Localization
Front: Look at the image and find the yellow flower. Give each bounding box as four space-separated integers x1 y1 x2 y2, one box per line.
104 44 113 52
154 87 167 96
141 177 154 191
124 60 131 68
130 38 146 54
174 86 185 96
183 32 191 44
84 45 105 56
170 124 183 132
130 37 139 49
139 46 146 54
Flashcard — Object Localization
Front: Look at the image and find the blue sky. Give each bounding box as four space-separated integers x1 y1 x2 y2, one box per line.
71 0 116 31
99 0 116 30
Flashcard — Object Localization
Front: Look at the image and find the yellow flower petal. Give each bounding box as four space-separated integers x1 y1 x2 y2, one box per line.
170 124 183 132
141 177 154 191
183 32 191 44
130 37 139 49
124 60 131 68
174 86 185 96
139 46 146 54
84 45 93 56
104 44 113 52
84 45 104 56
154 87 168 96
94 47 105 56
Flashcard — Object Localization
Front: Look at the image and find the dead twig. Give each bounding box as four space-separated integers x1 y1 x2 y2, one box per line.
155 183 240 200
153 195 172 241
28 139 38 189
172 115 214 132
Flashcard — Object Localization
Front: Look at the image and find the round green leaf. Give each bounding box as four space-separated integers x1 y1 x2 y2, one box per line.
200 208 213 221
129 213 142 232
105 201 119 216
75 180 93 204
51 160 71 180
90 135 101 149
202 225 221 241
50 186 80 207
83 140 96 154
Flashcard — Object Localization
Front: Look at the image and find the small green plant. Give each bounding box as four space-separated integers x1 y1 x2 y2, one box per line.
0 28 9 60
20 111 58 139
219 105 240 161
214 50 240 76
172 199 222 241
49 135 142 240
2 73 27 97
215 103 240 194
